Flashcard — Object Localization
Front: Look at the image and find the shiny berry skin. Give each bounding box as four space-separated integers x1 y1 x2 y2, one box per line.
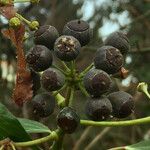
26 45 53 72
34 25 59 50
104 31 130 54
57 107 80 134
41 68 65 91
94 46 124 74
83 68 112 97
85 97 112 121
31 92 55 117
54 35 81 61
63 20 93 46
108 91 134 118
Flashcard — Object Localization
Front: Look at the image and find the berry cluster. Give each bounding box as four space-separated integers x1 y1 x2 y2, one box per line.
26 19 134 134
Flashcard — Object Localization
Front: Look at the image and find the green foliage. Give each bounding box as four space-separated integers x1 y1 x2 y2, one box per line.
126 140 150 150
18 118 51 134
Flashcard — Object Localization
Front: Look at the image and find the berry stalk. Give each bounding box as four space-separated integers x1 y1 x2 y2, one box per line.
80 116 150 127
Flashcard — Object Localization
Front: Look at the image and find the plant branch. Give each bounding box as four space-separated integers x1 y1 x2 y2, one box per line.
85 127 111 150
54 93 65 107
108 146 126 150
13 131 58 147
73 126 92 150
52 64 68 75
80 116 150 127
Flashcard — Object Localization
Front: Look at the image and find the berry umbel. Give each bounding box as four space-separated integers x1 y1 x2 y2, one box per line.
57 107 80 134
63 19 93 46
26 45 53 72
41 68 65 91
83 68 112 97
108 91 134 118
85 97 112 121
54 35 81 61
31 92 55 118
94 46 124 74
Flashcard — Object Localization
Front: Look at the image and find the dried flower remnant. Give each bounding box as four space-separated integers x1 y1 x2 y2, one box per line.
2 25 33 106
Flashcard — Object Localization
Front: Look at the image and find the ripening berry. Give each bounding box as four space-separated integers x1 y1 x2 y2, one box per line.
63 19 93 46
26 45 53 72
104 31 130 54
85 97 112 121
108 91 134 118
57 107 80 134
54 35 81 61
83 68 112 97
34 25 59 50
31 92 55 117
41 68 65 91
94 46 124 74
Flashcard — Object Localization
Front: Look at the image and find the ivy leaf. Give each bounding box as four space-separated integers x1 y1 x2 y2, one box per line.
0 102 40 150
125 140 150 150
18 118 51 134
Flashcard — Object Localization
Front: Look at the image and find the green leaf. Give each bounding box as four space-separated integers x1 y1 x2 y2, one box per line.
0 103 30 142
126 140 150 150
18 118 51 134
0 103 40 150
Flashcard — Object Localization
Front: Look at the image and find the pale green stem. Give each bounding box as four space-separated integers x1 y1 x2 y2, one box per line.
69 87 75 106
14 131 58 147
14 0 31 3
10 143 16 150
80 63 94 77
108 146 126 150
144 91 150 99
0 145 4 150
52 65 68 75
81 116 150 127
15 13 31 25
78 83 90 97
54 93 65 107
60 61 70 72
52 83 67 97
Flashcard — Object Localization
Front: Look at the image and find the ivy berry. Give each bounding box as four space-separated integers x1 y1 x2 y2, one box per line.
31 92 55 118
63 19 93 46
57 107 80 134
34 25 59 50
54 35 81 61
94 46 124 74
26 45 53 72
85 97 112 121
83 68 112 97
104 31 130 55
108 91 134 118
41 68 65 91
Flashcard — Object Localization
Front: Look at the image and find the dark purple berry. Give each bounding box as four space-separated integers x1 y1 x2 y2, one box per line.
83 68 112 97
104 31 130 54
41 68 65 91
54 35 81 61
30 70 41 95
57 107 80 134
94 46 124 74
34 25 59 50
85 97 112 121
63 20 93 46
26 45 53 72
31 92 55 117
108 91 134 118
107 78 119 94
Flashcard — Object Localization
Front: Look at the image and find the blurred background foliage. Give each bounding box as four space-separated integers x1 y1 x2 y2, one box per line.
0 0 150 150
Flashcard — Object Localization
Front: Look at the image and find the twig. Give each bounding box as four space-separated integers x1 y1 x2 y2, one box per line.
73 126 92 150
85 127 111 150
